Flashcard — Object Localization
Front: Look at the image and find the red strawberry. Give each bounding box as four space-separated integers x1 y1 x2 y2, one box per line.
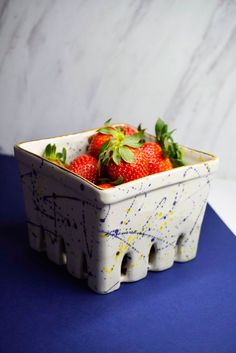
140 142 173 174
154 154 173 173
68 154 98 183
98 183 114 189
88 119 144 158
120 125 137 136
107 148 149 183
88 118 117 158
88 130 114 158
98 125 147 183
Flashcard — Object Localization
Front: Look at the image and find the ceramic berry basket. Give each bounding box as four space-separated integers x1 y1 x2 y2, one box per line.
14 126 219 294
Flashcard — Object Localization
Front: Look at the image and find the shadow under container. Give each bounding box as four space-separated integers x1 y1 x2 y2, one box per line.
14 127 219 294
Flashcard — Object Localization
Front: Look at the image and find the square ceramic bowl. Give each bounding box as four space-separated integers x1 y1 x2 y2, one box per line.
14 126 219 294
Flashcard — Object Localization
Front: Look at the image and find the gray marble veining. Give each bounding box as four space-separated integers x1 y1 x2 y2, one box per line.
0 0 235 178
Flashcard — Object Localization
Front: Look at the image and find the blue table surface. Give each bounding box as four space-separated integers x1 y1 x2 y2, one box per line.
0 155 236 353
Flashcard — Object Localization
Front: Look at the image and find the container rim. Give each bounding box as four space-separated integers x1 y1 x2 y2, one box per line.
14 124 219 191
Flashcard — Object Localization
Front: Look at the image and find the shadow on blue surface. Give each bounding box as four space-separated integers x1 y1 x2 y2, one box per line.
0 155 236 353
0 155 26 224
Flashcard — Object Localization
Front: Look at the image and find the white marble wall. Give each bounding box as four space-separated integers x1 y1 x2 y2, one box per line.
0 0 236 179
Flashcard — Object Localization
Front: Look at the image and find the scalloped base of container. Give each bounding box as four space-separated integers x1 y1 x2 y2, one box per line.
26 211 203 294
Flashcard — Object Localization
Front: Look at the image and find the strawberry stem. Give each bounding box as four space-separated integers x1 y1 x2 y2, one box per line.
155 118 185 167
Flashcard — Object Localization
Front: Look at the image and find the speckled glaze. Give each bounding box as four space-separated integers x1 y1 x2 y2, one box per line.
14 127 219 294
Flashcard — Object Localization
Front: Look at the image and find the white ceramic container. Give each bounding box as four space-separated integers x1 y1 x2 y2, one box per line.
14 127 219 294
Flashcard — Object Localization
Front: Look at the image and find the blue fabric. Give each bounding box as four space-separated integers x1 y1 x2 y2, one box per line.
0 155 236 353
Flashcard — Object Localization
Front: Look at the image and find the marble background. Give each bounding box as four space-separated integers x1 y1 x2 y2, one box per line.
0 0 236 179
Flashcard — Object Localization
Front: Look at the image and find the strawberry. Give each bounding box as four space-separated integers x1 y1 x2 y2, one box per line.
88 120 143 158
98 183 114 189
87 118 115 158
139 119 184 174
154 154 173 172
140 142 173 174
120 125 137 136
106 148 149 183
119 123 147 140
98 126 147 183
68 154 98 183
88 130 114 158
43 144 67 167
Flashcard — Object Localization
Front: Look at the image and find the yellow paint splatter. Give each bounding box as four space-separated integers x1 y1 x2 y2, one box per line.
115 234 140 260
100 233 109 238
102 265 114 274
198 154 206 162
138 254 144 261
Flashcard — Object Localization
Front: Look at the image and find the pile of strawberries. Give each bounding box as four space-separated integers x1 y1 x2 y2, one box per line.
43 119 184 188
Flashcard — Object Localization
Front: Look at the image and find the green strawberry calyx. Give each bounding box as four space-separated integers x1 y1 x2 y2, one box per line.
98 125 145 167
137 123 146 137
43 144 67 166
155 118 184 167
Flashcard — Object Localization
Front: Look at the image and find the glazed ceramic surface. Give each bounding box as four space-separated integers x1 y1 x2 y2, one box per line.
14 127 219 294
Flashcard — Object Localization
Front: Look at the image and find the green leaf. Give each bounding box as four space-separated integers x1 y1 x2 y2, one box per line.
43 144 56 159
163 137 170 154
104 118 112 126
162 124 168 135
169 129 176 137
137 123 142 131
124 141 143 148
155 118 165 138
43 144 51 158
62 147 67 163
52 144 56 156
99 149 111 167
56 152 62 159
112 176 123 185
112 149 121 165
123 131 145 148
98 127 116 136
119 146 134 163
104 156 111 166
171 158 185 167
154 118 184 168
